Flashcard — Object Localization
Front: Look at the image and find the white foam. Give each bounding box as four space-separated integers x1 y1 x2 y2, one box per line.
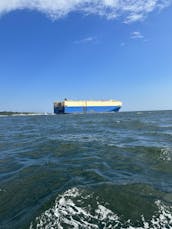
30 188 172 229
160 148 172 161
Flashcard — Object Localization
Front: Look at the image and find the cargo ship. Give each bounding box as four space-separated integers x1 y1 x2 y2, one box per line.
54 99 122 114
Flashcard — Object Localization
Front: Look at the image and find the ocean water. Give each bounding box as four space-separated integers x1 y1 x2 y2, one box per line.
0 111 172 229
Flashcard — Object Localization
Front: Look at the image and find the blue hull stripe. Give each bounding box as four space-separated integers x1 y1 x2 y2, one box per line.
65 106 121 113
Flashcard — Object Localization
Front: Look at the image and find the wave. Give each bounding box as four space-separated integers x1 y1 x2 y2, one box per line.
30 187 172 229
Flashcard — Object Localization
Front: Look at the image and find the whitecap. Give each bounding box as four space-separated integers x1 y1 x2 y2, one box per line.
160 148 172 161
30 188 172 229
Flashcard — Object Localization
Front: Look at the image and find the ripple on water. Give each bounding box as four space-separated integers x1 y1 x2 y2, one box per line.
0 112 172 228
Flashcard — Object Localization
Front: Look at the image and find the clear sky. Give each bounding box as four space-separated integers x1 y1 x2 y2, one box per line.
0 0 172 112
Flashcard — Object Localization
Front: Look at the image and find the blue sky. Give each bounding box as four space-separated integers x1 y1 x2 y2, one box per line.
0 0 172 112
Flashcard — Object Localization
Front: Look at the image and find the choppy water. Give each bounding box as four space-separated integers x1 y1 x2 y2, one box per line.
0 111 172 229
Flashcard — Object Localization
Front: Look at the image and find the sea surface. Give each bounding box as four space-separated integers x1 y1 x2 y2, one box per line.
0 111 172 229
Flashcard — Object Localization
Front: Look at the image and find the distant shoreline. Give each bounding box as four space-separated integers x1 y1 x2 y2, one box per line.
0 112 50 116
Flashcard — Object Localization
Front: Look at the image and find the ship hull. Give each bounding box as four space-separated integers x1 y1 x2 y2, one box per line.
64 106 121 113
54 100 122 114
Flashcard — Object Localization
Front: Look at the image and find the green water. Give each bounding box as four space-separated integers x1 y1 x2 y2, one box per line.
0 111 172 228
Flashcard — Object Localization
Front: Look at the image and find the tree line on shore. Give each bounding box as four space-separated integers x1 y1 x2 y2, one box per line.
0 111 35 115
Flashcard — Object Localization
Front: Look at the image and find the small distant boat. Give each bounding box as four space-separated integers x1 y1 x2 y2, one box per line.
54 99 122 114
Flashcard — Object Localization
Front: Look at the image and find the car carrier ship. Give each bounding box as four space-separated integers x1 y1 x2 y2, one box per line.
54 99 122 114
